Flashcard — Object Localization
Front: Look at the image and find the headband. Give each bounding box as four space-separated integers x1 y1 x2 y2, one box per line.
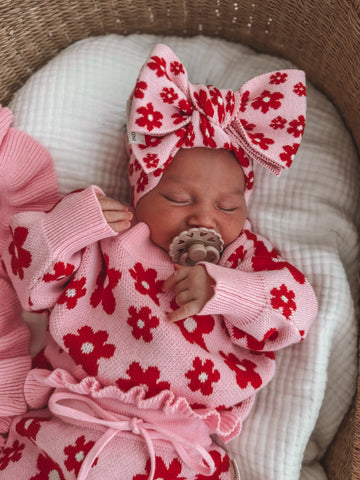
127 44 306 206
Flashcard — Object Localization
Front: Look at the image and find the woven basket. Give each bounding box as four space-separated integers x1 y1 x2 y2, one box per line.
0 1 359 478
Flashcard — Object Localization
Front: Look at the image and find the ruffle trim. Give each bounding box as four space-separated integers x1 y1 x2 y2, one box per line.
25 368 242 442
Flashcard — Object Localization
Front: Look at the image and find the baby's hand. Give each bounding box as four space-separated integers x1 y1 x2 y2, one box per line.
162 264 215 322
97 195 133 233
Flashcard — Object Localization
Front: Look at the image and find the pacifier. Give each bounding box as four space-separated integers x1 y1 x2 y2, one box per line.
169 227 224 266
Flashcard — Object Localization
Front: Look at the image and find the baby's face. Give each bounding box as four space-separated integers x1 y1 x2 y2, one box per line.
135 147 247 253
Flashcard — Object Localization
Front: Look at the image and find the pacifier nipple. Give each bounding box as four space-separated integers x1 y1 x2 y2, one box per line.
168 227 224 266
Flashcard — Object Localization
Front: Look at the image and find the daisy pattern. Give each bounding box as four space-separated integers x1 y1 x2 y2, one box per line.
269 72 288 84
280 143 300 167
58 277 87 310
30 454 65 480
287 115 305 138
270 116 287 130
270 284 297 319
0 440 25 471
43 261 75 282
127 305 160 342
251 90 284 114
293 82 306 97
64 435 96 476
220 351 262 390
116 361 170 399
8 226 31 280
185 357 220 395
63 325 115 376
129 262 163 306
135 103 163 131
90 254 122 315
147 55 169 79
160 87 178 104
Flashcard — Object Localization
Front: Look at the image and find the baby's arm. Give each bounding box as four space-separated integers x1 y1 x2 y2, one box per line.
198 229 318 350
2 186 119 312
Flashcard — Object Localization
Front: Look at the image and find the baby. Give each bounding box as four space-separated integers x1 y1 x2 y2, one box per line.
0 44 317 480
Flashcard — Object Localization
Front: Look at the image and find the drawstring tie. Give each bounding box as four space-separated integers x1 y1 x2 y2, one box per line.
48 391 215 480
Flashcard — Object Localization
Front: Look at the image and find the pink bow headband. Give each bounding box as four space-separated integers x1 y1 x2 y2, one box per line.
127 44 306 206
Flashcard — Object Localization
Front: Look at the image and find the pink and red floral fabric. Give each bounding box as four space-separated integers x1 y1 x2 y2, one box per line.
127 44 307 205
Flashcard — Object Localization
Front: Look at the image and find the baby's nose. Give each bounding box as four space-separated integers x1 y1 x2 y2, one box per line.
187 206 215 229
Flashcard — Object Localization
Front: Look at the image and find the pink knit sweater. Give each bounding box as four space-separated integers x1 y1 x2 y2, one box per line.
2 184 317 439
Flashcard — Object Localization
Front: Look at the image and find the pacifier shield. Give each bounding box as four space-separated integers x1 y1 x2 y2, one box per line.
169 227 224 266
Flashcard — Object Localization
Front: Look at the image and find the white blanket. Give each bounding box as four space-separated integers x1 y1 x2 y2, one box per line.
9 34 360 480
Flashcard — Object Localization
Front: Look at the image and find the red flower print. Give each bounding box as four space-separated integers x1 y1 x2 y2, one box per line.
64 435 96 476
245 230 306 284
8 226 31 279
143 153 160 169
210 87 225 123
136 103 163 131
220 352 262 390
128 159 142 176
271 284 297 319
246 170 254 191
280 143 300 167
232 327 278 351
233 146 250 168
58 277 86 309
16 416 51 442
30 453 65 480
134 456 185 480
185 357 220 395
270 116 287 130
129 263 163 306
225 91 235 115
63 326 115 376
287 115 305 138
178 98 193 115
43 261 75 282
170 60 185 76
127 305 160 342
240 90 250 112
175 123 195 148
147 55 169 79
194 89 214 117
269 72 288 85
134 80 147 99
139 135 163 150
116 362 170 399
293 82 306 97
175 308 215 351
90 254 121 315
248 132 274 150
227 245 246 268
160 87 178 104
240 119 256 131
194 449 230 480
251 90 284 113
199 115 217 148
0 440 25 470
137 170 149 193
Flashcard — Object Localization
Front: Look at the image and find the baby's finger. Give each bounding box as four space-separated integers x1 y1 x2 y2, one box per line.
97 195 129 212
166 300 201 322
162 265 189 292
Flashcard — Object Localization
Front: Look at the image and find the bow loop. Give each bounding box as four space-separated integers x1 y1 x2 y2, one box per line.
127 43 307 205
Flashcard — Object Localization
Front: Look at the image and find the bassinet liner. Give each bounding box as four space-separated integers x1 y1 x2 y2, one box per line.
0 1 359 479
